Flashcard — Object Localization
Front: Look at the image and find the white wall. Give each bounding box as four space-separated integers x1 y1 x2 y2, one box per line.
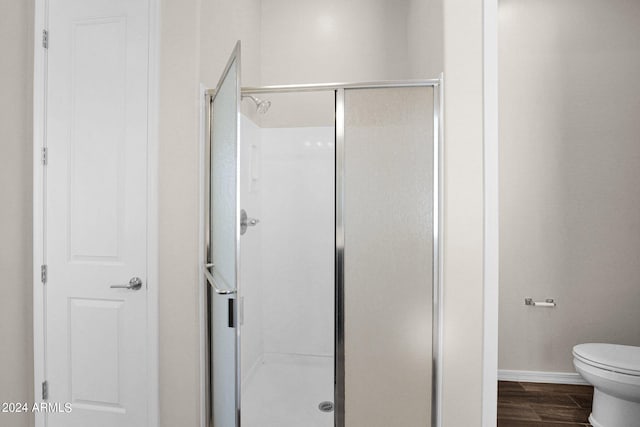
260 0 411 85
0 1 35 427
158 1 201 426
408 0 443 79
441 0 485 424
499 0 640 373
199 0 262 89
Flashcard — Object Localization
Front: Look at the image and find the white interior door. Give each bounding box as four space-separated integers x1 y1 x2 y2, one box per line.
205 42 241 427
44 0 150 426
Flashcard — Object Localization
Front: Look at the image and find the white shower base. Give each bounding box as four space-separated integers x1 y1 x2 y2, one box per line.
241 353 334 427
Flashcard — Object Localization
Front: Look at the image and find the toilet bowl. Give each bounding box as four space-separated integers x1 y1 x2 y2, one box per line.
573 343 640 427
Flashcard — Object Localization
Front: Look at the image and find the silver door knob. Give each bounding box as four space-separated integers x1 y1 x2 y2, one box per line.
110 277 143 290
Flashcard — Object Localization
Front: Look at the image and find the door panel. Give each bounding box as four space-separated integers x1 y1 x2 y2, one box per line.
210 55 240 294
69 298 124 406
68 17 126 262
207 42 241 427
46 0 149 426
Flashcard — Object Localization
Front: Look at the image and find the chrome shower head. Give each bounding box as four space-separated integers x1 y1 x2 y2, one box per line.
242 94 271 114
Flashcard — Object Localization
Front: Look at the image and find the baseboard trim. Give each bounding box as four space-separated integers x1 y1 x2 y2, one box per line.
498 369 588 385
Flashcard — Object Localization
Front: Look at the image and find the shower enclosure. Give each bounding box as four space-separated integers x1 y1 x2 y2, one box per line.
204 42 442 427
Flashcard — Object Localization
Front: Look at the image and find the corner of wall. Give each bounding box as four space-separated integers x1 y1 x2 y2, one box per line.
441 0 485 425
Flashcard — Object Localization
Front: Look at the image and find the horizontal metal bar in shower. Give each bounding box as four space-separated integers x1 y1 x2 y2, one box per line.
241 79 441 94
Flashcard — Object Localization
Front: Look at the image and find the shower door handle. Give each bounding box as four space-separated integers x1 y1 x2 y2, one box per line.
203 263 236 295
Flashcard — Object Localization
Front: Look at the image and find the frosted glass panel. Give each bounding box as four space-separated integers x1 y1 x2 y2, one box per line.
210 56 239 427
344 87 434 427
211 60 238 291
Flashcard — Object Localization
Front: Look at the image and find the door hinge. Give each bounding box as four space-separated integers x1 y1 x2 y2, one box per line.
42 30 48 49
42 380 48 400
41 147 48 165
41 265 47 284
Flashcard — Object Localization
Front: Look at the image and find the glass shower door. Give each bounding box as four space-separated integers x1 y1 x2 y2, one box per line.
206 42 241 427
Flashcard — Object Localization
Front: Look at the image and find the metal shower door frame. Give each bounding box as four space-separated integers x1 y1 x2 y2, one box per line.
241 77 443 427
204 40 242 427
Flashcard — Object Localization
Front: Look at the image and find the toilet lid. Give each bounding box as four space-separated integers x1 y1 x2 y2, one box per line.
573 343 640 376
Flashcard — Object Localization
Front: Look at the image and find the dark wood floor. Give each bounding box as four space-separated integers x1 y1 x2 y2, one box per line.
498 381 594 427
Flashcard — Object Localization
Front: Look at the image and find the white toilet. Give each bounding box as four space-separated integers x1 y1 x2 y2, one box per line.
573 343 640 427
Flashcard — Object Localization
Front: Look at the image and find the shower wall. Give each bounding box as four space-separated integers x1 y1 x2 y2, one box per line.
260 127 335 358
240 117 335 382
240 116 264 381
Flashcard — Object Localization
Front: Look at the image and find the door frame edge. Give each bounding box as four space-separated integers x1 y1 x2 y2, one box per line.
146 0 161 425
32 1 47 426
198 83 208 427
481 0 500 425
